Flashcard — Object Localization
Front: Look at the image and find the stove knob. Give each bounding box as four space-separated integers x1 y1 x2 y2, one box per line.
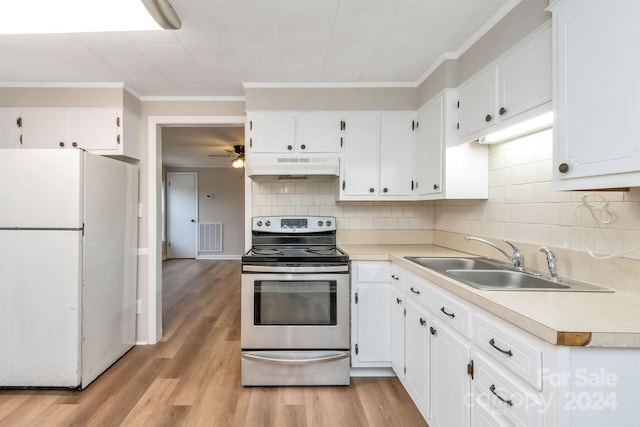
265 220 271 226
326 220 332 226
256 221 263 227
318 220 324 226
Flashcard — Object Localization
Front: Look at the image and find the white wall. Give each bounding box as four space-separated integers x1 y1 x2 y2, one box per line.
167 167 245 257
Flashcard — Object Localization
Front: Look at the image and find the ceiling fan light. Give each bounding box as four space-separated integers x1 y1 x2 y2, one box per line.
232 157 245 169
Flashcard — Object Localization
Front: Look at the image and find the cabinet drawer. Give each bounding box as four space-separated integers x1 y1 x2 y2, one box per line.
355 262 391 283
423 284 472 339
406 273 472 338
474 313 543 390
473 353 543 427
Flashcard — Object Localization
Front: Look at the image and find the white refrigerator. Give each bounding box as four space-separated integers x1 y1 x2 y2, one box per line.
0 149 138 389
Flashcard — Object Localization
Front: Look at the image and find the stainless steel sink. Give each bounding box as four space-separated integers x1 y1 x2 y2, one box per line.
446 270 612 292
405 257 505 272
446 269 570 290
405 256 613 292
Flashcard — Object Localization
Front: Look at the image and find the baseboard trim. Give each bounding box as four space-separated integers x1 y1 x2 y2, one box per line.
350 367 396 377
196 254 242 260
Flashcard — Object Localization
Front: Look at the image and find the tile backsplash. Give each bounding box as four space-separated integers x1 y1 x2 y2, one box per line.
435 128 640 261
251 179 435 231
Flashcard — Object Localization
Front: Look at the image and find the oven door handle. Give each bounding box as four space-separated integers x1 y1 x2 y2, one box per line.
241 352 349 366
242 265 349 273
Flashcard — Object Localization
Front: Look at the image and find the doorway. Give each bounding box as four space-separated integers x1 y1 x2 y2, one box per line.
147 115 248 344
166 172 197 259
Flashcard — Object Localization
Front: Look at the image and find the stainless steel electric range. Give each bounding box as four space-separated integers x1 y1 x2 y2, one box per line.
240 216 350 386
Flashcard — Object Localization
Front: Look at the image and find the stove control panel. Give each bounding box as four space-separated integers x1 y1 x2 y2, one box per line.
252 216 337 233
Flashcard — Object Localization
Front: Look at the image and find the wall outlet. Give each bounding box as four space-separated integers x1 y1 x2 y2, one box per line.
136 299 142 315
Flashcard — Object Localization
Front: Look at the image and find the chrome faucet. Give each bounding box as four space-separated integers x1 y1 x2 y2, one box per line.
465 235 525 271
539 247 558 281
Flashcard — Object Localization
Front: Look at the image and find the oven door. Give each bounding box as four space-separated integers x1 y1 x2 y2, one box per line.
241 269 350 349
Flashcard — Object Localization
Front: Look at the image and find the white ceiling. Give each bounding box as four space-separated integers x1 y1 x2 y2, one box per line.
0 0 519 97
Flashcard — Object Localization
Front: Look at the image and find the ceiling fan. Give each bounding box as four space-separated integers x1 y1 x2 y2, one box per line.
208 144 245 168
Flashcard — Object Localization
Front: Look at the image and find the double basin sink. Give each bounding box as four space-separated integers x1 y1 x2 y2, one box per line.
405 257 612 292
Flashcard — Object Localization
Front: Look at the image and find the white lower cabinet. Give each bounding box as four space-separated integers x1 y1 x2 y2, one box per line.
402 272 474 426
390 269 405 380
404 299 431 420
430 318 472 427
360 262 640 426
351 261 393 368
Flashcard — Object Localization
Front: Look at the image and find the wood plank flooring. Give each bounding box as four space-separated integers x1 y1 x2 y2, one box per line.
0 259 427 427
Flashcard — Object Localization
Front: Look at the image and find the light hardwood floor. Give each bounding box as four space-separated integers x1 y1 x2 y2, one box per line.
0 259 427 426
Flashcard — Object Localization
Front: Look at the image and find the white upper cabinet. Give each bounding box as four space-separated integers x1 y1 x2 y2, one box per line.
339 111 416 200
549 0 640 190
380 112 417 197
246 111 343 154
457 25 552 143
0 108 19 148
340 112 380 197
246 112 296 153
417 90 488 200
16 107 137 159
416 93 445 197
297 112 344 153
496 26 552 123
457 68 497 140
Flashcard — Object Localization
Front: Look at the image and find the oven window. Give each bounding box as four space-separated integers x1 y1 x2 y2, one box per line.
254 280 337 326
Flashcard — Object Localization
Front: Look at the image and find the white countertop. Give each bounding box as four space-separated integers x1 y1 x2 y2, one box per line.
341 244 640 348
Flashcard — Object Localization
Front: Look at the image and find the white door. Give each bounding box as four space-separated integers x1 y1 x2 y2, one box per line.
430 319 472 427
380 111 417 196
0 108 18 148
355 283 393 363
404 299 431 420
297 112 343 153
0 230 82 387
167 172 197 258
390 287 405 379
457 67 496 139
341 112 380 196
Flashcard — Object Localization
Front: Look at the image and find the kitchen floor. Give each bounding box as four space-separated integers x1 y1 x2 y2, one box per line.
0 260 427 427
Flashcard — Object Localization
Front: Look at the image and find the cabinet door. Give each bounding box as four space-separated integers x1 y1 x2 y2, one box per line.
390 287 405 380
497 27 551 122
246 112 296 153
553 0 640 188
0 108 18 148
20 108 70 148
457 68 496 139
417 95 444 197
430 319 471 427
70 109 120 151
341 113 380 196
380 112 416 196
297 112 343 153
404 300 431 420
354 283 392 364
